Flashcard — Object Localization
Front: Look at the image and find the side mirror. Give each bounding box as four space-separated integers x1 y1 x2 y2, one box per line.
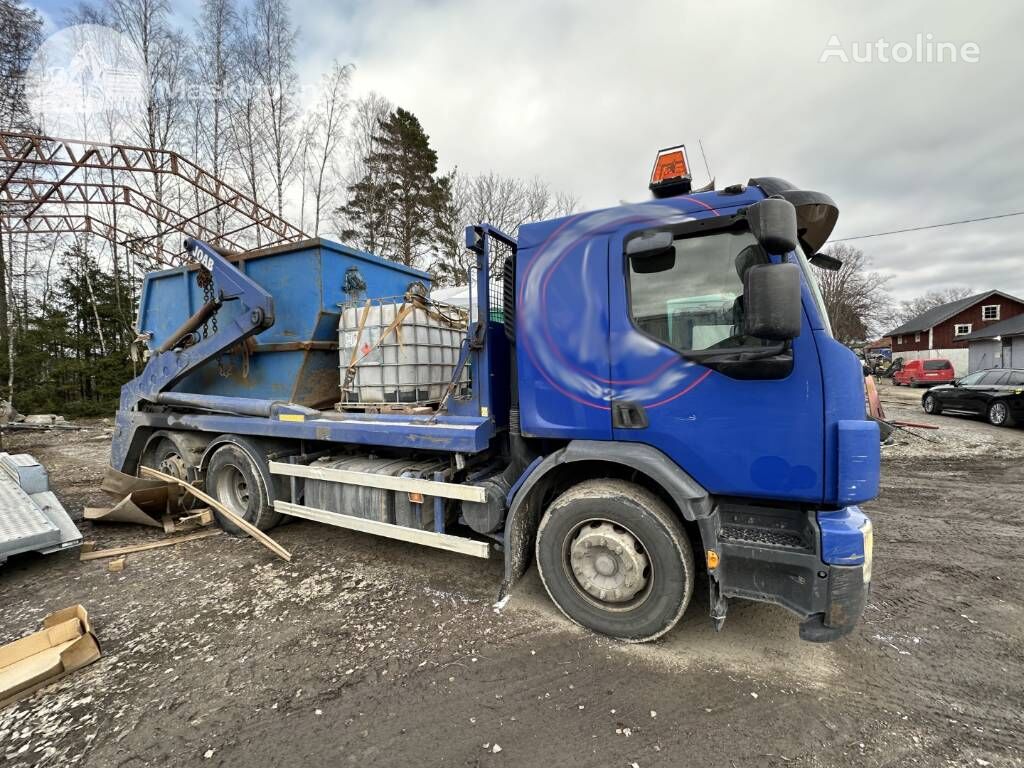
952 379 961 387
626 231 675 274
743 262 802 340
746 197 798 255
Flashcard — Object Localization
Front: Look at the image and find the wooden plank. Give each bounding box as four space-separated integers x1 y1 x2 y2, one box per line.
275 500 490 559
139 466 292 562
268 461 487 503
79 529 222 560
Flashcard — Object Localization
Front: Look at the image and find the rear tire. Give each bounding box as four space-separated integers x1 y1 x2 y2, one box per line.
205 439 282 533
923 394 942 415
987 400 1015 428
535 479 694 643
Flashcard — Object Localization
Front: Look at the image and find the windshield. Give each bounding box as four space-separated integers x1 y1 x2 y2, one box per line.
795 244 833 337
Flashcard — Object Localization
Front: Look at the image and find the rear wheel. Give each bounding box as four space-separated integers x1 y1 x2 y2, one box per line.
987 400 1015 427
535 479 694 643
923 394 942 415
205 439 281 533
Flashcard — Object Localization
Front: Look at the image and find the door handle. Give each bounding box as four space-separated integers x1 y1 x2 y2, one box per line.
612 401 648 429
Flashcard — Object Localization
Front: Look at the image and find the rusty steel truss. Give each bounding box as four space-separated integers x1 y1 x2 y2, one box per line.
0 131 308 264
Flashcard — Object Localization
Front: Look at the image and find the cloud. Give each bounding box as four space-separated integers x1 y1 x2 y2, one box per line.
29 0 1024 301
284 0 1024 301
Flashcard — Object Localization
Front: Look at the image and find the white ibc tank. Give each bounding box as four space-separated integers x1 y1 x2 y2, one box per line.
339 298 468 406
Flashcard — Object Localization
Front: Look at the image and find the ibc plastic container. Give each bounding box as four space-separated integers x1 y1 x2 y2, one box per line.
339 298 468 405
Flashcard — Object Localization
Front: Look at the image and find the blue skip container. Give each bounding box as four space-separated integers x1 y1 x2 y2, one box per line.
136 238 430 407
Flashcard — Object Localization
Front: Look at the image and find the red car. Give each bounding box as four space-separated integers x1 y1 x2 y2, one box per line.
893 358 955 387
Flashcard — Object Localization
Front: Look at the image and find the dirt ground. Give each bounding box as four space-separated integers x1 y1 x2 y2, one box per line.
2 380 1022 768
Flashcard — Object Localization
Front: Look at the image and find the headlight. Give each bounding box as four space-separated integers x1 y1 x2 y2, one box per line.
860 519 873 584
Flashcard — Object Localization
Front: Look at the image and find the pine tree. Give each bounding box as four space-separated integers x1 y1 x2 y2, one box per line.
338 107 452 268
430 171 470 287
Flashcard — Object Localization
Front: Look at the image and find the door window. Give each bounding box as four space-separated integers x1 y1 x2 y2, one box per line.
980 370 1010 385
1009 371 1024 386
627 229 772 354
958 372 985 385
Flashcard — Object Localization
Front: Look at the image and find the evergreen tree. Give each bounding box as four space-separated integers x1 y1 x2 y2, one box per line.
338 107 452 268
430 171 470 287
3 244 137 416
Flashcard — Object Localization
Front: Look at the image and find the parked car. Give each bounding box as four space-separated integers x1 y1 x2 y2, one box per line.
921 368 1024 427
893 359 955 387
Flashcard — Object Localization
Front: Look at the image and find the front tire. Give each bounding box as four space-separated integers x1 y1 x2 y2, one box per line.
923 394 942 415
535 479 694 643
205 439 282 533
988 400 1015 427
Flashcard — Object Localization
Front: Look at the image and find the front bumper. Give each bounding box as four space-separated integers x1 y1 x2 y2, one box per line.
709 503 872 642
798 563 869 642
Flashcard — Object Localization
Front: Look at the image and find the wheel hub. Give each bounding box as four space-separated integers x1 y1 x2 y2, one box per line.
569 522 649 603
214 465 251 515
992 403 1007 423
158 452 187 480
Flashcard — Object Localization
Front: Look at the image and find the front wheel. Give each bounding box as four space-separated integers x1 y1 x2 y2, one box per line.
535 479 694 643
988 400 1015 427
923 394 942 415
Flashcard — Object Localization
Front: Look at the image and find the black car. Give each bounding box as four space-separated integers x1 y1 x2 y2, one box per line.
921 368 1024 427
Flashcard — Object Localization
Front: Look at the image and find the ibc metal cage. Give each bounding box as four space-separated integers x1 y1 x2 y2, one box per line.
338 296 470 408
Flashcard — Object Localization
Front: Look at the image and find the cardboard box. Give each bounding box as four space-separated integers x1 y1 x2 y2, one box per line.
0 605 101 709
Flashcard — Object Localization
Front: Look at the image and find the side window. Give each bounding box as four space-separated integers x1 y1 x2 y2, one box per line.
958 372 985 385
1009 371 1024 386
627 229 772 353
980 371 1010 385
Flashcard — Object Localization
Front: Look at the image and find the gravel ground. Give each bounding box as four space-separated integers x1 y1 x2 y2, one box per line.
1 391 1022 768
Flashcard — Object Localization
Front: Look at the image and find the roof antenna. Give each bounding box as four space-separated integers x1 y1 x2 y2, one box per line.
694 138 715 193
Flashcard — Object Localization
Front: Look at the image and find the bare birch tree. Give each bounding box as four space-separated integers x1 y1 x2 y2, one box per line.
250 0 298 220
332 92 391 252
302 60 353 236
196 0 238 235
227 13 267 237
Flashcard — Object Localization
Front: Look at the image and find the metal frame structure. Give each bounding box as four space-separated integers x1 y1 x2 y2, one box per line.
0 131 308 264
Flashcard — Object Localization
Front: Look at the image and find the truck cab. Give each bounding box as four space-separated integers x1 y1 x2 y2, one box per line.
504 159 878 642
110 147 878 644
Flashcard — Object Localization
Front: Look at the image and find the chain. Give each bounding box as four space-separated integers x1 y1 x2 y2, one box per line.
196 266 233 378
196 268 215 339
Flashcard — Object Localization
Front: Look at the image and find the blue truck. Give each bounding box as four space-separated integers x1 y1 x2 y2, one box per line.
109 147 879 643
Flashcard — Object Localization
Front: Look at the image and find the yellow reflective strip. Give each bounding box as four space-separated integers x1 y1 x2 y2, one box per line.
278 414 305 422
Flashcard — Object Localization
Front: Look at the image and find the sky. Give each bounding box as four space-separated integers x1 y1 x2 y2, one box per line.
25 0 1024 303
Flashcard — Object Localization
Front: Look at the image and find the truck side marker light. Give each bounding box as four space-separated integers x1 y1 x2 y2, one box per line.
278 414 305 422
706 550 720 570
